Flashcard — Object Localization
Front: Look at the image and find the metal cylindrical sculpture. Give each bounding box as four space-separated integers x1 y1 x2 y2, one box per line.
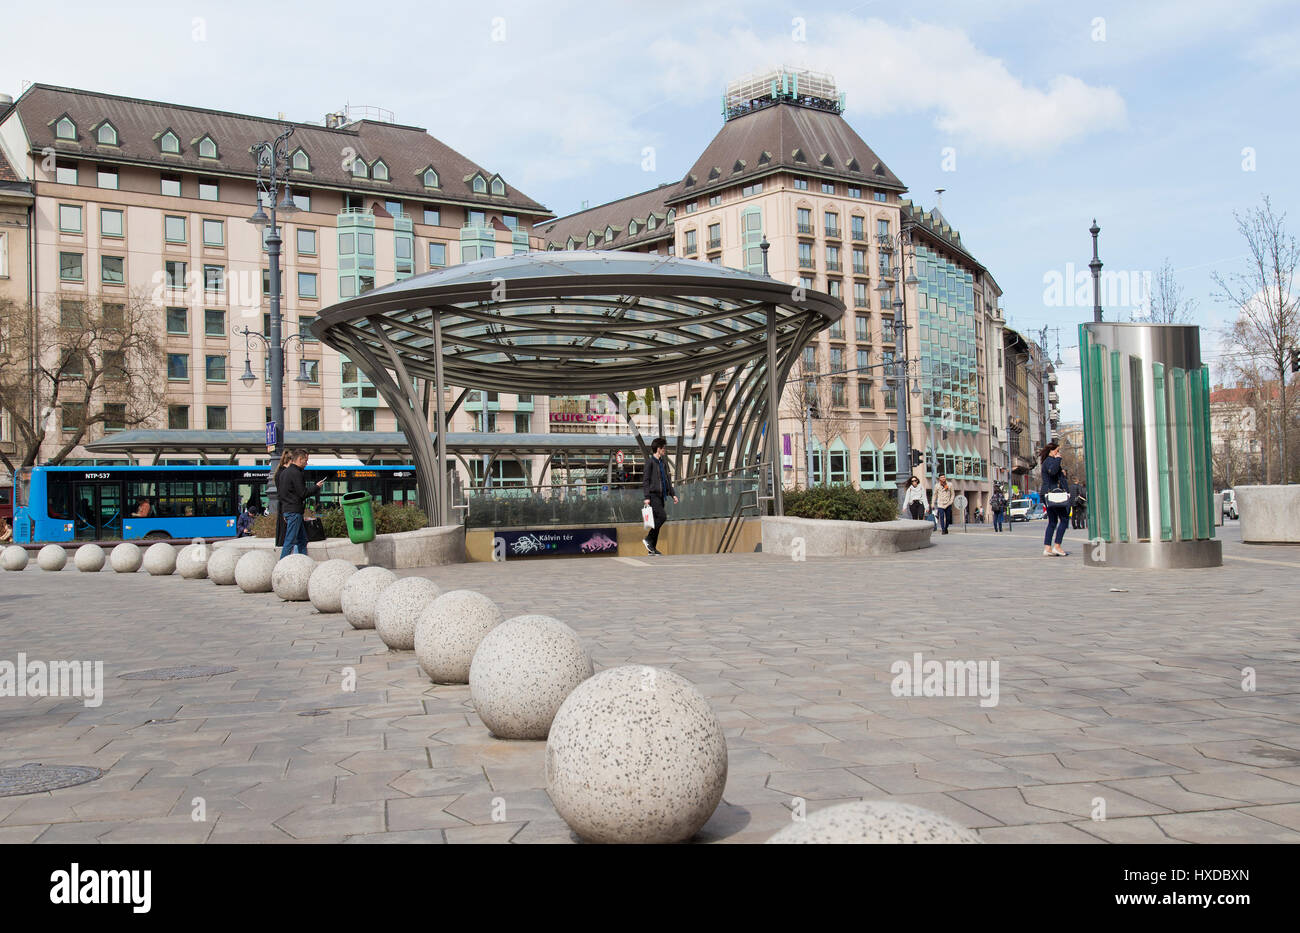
1079 323 1221 568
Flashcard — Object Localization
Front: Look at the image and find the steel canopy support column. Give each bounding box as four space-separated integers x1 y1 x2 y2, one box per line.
433 312 449 527
766 303 783 515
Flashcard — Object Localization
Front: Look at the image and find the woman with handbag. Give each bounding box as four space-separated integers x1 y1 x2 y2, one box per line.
1039 442 1071 557
903 476 927 520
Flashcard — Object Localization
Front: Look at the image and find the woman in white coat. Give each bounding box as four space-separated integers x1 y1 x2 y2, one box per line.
903 476 927 521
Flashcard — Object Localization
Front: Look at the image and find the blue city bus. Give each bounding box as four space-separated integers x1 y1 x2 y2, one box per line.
11 464 418 543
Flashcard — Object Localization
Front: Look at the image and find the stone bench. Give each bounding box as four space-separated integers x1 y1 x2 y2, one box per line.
1236 485 1300 544
213 525 466 567
761 516 934 557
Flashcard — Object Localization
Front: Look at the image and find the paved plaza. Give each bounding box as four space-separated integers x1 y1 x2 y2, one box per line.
1 522 1298 844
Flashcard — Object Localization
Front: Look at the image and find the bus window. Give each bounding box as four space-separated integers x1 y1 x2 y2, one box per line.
156 482 197 517
195 481 233 517
47 475 72 519
315 478 348 511
127 481 158 516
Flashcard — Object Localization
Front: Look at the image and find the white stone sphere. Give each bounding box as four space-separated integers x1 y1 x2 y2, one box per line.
340 566 397 630
143 542 177 576
74 544 106 572
3 545 30 571
207 547 239 585
546 665 727 844
414 590 504 684
272 554 316 601
176 543 209 579
307 559 359 613
110 542 142 573
373 577 442 650
766 801 981 844
469 615 593 740
37 544 68 571
234 549 276 593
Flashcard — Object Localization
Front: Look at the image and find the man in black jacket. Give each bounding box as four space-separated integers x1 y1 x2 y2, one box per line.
277 449 323 558
641 437 678 556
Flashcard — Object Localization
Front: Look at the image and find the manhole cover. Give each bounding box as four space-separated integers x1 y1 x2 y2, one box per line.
120 665 238 681
0 764 104 797
298 709 330 717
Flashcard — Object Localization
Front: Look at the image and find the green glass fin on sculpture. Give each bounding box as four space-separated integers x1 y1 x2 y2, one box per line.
1153 362 1172 542
1110 349 1128 542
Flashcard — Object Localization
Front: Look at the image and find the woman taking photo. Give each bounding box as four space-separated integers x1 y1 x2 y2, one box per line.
903 476 926 520
1040 442 1071 557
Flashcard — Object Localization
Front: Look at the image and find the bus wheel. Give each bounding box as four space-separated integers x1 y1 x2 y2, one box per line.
144 531 171 540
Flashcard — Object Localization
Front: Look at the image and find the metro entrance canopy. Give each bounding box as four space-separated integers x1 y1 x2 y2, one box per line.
309 250 841 522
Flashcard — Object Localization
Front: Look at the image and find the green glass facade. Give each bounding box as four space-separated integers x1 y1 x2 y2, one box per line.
914 244 978 436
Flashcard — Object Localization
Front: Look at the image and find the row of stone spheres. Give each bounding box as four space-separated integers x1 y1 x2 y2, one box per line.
3 540 979 844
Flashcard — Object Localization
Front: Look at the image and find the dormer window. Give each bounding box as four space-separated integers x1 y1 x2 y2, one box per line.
472 174 487 194
647 215 657 231
604 225 615 243
587 231 596 247
372 160 389 181
629 220 638 236
351 158 368 178
566 236 577 250
792 148 806 163
159 130 180 154
490 176 505 196
55 116 77 140
665 208 676 224
292 148 311 171
198 136 218 159
96 122 118 146
422 167 439 188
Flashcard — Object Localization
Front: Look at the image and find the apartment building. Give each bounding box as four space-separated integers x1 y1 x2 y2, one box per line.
538 69 1006 511
0 84 552 470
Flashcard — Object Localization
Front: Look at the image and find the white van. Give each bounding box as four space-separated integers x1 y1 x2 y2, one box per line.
1221 489 1238 520
1009 498 1033 522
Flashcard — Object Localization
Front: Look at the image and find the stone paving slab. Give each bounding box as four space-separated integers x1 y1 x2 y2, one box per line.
1 522 1298 843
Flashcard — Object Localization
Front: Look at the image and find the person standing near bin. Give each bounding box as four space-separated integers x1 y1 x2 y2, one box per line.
277 449 323 558
641 437 678 556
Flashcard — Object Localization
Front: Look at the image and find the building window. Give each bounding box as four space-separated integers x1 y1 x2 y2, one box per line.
198 136 218 159
194 179 217 201
802 346 815 370
797 207 812 235
422 168 438 188
351 158 368 179
292 192 311 212
829 319 843 339
204 309 225 337
100 208 124 238
160 131 180 154
97 166 118 189
857 348 871 370
166 307 188 334
708 194 722 207
206 405 226 430
851 216 866 241
683 202 696 214
854 281 868 308
684 229 697 254
878 218 891 238
825 212 839 237
490 177 505 196
205 354 226 383
55 161 78 185
201 219 224 247
848 186 862 199
828 278 842 300
357 409 375 432
165 215 187 243
852 248 867 274
165 261 187 288
830 347 844 371
740 183 762 197
59 204 83 233
56 116 77 140
61 402 85 432
301 408 320 431
101 255 125 284
826 245 841 271
168 353 189 381
168 405 189 429
204 264 224 291
515 413 531 433
793 177 808 190
799 276 813 291
102 303 124 328
829 447 848 482
301 360 320 384
292 149 311 172
820 182 835 195
707 223 721 250
298 272 317 298
858 382 872 409
798 242 813 269
60 301 84 327
423 206 441 226
472 175 486 193
160 175 181 197
883 387 897 409
297 228 317 255
59 252 83 281
874 191 888 202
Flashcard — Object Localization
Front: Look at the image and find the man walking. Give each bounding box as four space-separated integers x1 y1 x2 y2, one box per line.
932 474 955 535
641 437 678 556
990 483 1006 533
276 449 323 558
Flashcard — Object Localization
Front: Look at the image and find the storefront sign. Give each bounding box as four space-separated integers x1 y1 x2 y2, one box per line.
494 527 618 557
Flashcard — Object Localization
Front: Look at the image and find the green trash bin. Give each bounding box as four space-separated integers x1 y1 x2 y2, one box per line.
341 491 376 544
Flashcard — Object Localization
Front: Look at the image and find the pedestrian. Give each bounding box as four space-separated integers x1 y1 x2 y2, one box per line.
0 517 11 543
276 449 324 558
903 476 926 520
236 502 258 538
1040 442 1071 557
1069 481 1087 529
990 484 1006 533
641 437 678 556
932 474 955 534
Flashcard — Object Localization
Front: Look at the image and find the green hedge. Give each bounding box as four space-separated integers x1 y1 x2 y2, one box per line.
253 501 429 538
783 484 899 523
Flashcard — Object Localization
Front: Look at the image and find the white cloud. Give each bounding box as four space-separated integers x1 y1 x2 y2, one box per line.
647 16 1127 156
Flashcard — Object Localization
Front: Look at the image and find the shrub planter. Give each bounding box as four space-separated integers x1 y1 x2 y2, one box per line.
762 516 933 557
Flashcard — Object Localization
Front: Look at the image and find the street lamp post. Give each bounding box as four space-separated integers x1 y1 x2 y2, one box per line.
246 127 300 511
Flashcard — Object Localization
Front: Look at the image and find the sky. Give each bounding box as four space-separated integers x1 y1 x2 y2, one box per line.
4 0 1297 421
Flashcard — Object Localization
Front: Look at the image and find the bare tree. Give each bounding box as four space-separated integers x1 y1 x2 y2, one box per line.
784 354 852 487
0 292 166 472
1147 257 1197 323
1213 196 1299 484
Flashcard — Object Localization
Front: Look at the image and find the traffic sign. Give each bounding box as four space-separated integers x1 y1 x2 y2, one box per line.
265 421 277 447
615 450 624 465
